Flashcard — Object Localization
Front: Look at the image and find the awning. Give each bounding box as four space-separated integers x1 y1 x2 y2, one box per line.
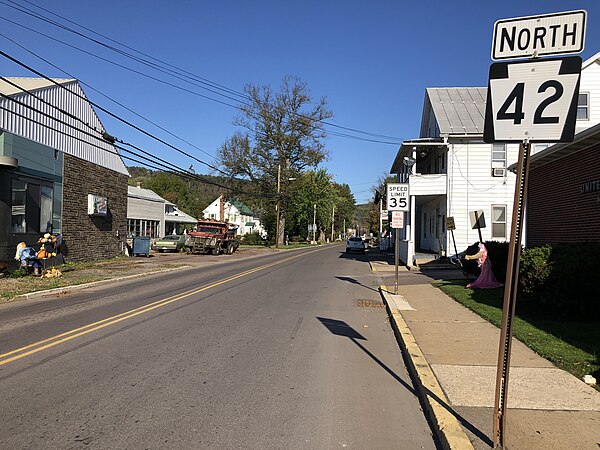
245 222 255 227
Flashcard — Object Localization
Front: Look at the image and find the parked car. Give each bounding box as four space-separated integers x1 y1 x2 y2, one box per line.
346 236 366 253
152 235 186 253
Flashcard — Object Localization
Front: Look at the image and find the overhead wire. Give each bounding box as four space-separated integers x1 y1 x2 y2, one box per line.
0 49 239 179
1 0 405 144
0 31 221 166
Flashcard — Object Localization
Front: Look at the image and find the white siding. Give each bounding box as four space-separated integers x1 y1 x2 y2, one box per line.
446 142 518 253
577 60 600 132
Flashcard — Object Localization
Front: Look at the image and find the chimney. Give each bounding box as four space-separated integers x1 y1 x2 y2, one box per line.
219 195 225 221
136 182 142 189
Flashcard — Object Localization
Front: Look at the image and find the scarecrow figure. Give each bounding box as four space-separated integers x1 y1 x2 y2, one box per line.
464 242 503 289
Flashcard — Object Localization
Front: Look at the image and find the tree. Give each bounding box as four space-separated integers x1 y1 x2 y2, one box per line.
218 76 333 245
285 169 355 242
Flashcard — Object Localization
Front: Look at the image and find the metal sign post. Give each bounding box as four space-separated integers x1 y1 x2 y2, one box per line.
387 184 409 295
485 11 585 448
492 141 531 447
391 211 404 294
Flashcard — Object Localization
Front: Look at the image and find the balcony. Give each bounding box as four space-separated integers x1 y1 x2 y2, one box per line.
408 173 447 196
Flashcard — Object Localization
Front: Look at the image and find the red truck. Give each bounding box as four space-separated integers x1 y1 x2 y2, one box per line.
184 219 240 255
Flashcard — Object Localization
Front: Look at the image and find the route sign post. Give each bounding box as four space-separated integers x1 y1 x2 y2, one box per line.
485 10 586 449
386 183 409 294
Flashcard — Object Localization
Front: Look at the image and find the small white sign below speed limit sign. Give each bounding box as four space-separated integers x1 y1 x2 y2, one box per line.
386 183 409 211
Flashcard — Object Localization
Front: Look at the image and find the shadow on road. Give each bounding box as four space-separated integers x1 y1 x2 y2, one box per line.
317 316 492 447
334 276 379 293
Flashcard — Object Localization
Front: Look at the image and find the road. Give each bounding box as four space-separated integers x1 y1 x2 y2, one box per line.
0 244 436 449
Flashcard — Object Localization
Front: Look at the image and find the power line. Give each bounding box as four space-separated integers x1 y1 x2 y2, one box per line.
1 0 404 144
0 32 222 166
0 49 238 178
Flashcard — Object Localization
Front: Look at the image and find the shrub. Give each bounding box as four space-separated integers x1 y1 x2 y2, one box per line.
519 245 552 300
241 231 266 246
518 242 600 319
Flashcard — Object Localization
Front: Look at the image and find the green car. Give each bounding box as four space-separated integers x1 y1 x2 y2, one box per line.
152 235 186 253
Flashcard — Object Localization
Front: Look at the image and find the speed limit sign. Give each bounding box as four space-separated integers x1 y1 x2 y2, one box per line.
484 56 581 143
386 183 409 211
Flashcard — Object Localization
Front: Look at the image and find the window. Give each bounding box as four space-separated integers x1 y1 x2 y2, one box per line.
127 219 160 238
577 92 589 120
492 205 507 239
40 186 53 232
492 144 506 169
11 180 27 233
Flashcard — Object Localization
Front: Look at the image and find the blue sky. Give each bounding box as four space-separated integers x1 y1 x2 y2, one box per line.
1 0 599 203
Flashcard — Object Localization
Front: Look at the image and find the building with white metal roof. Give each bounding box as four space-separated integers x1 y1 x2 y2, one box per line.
0 77 129 263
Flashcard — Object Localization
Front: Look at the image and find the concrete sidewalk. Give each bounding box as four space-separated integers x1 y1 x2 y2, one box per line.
378 282 600 449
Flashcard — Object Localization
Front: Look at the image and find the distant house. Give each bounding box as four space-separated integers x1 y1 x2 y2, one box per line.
389 52 600 266
127 185 197 238
0 77 128 263
203 196 266 237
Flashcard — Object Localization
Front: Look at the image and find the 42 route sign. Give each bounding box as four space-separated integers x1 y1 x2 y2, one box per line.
386 183 409 211
483 56 581 143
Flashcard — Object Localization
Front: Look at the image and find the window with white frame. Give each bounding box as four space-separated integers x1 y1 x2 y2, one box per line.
577 92 589 120
492 205 507 239
492 144 506 169
127 219 160 238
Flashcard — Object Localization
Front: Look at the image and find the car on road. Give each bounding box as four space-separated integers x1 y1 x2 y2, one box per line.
345 236 366 253
152 235 186 253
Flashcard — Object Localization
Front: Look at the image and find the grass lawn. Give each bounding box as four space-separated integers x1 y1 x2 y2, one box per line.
433 279 599 389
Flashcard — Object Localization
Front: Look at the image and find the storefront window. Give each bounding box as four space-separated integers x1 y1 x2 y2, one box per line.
11 180 26 233
127 219 160 238
40 185 54 233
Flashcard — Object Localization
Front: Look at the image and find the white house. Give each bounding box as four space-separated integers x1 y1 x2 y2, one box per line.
203 196 266 237
390 52 600 266
127 185 197 238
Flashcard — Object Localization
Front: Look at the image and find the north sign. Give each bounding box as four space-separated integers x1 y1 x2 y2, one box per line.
492 10 586 61
483 56 581 143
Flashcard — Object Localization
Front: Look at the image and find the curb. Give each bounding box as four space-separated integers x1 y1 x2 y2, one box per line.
379 285 474 450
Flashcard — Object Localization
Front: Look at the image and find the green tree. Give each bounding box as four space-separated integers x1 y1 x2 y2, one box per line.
285 169 355 241
218 76 333 245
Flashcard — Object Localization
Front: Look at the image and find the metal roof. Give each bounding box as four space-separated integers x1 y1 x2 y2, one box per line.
127 185 165 202
0 77 129 175
424 88 487 136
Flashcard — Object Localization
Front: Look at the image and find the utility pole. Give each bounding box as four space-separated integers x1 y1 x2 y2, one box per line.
330 204 335 242
275 164 281 249
313 203 317 243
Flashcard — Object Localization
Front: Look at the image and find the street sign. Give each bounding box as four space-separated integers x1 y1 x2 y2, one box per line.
391 211 404 229
469 210 486 229
492 10 586 61
446 216 456 231
386 183 409 211
483 56 581 143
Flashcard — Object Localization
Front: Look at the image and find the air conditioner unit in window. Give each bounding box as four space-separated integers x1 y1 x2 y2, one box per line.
492 168 506 177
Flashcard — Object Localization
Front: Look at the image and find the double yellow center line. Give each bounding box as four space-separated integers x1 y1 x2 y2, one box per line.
0 248 323 367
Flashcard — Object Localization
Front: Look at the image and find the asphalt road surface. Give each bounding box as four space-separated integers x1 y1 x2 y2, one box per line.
0 244 436 449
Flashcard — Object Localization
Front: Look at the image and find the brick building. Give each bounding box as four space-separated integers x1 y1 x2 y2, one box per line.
525 123 600 247
0 77 129 263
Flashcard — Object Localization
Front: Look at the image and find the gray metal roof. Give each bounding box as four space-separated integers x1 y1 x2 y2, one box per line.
0 77 129 175
127 185 165 202
424 88 487 135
